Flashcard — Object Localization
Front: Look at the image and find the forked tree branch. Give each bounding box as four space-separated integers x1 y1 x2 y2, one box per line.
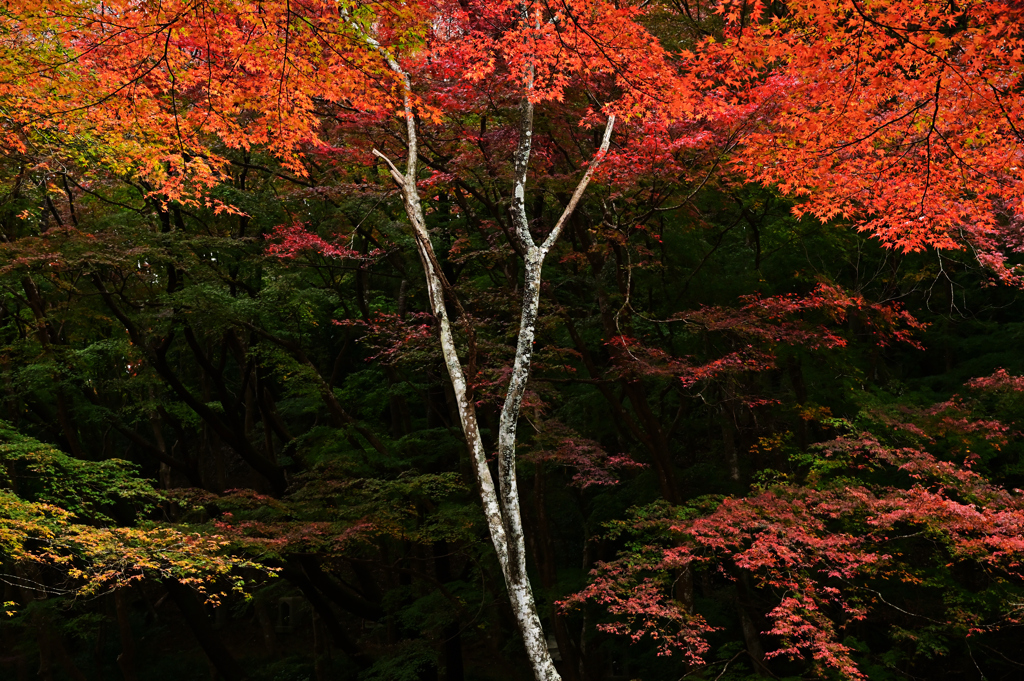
359 9 615 680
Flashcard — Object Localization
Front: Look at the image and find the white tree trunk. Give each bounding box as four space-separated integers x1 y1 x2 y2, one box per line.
368 29 614 681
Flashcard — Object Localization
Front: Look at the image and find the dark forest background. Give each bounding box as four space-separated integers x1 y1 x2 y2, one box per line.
3 150 1024 681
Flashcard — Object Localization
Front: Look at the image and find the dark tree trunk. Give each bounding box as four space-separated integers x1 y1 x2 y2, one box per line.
114 589 140 681
433 541 465 681
165 580 247 681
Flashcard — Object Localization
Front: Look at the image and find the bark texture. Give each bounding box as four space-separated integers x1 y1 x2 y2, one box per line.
364 12 614 681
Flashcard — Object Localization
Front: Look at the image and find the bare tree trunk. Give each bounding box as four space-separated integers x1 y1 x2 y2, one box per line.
359 9 614 680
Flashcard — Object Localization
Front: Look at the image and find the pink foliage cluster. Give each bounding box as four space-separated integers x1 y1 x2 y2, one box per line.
522 421 644 488
565 565 717 662
333 312 436 365
967 368 1024 393
568 398 1024 677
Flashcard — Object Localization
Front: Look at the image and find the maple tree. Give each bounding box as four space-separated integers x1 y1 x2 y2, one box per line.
0 1 692 676
568 376 1024 678
685 0 1024 271
0 420 262 606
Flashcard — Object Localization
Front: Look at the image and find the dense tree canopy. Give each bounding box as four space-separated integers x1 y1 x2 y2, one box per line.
1 1 1023 680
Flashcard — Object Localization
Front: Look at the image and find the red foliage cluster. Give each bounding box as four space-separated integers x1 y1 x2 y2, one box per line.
865 398 1010 452
334 312 436 365
521 421 644 488
265 223 377 261
607 283 924 387
213 515 373 555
